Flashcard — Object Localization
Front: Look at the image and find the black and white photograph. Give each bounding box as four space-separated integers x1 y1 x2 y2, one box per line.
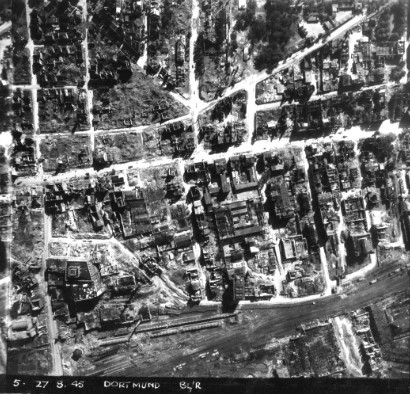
0 0 409 392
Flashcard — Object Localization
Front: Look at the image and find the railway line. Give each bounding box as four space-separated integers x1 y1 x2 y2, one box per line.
83 271 409 377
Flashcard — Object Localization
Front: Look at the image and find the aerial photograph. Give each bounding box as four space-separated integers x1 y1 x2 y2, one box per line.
0 0 409 390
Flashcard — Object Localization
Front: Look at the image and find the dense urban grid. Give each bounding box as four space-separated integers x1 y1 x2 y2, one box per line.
0 0 409 380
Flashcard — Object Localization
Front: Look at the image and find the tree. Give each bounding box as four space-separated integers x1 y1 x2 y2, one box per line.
249 0 295 67
194 33 205 78
247 0 257 15
373 67 385 84
214 9 227 49
235 0 257 31
377 134 396 163
407 44 410 71
403 80 410 94
391 0 406 36
254 46 283 71
229 32 238 55
248 16 266 43
161 0 173 33
389 66 405 83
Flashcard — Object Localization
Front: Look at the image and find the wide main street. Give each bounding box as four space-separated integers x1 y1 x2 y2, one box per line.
19 2 393 190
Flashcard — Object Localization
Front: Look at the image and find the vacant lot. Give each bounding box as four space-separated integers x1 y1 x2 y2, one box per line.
94 132 145 164
38 88 90 133
39 134 92 172
92 70 188 130
12 208 44 266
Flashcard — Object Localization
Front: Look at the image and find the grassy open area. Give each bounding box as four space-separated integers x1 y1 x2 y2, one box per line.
51 213 69 237
12 48 30 85
92 69 188 130
254 108 283 140
11 207 44 266
34 47 86 88
162 0 192 38
39 134 92 172
38 88 90 133
7 346 53 375
94 132 145 165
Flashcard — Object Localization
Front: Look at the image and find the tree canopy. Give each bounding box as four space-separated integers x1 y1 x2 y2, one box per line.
254 46 284 72
252 0 296 71
235 0 257 31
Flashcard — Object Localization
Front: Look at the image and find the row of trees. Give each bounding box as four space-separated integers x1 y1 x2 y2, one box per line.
194 32 205 79
390 0 406 38
374 9 391 42
375 1 406 43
